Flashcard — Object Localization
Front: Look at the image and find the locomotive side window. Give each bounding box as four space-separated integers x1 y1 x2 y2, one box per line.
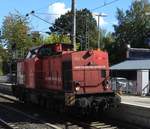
26 49 38 59
26 51 32 58
31 49 38 58
38 47 52 57
101 70 106 78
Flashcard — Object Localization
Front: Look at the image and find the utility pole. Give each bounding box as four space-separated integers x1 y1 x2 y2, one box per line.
72 0 76 51
85 17 89 50
97 15 100 49
95 13 107 49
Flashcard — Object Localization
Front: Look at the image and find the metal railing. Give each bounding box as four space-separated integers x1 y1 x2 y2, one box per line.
111 79 137 95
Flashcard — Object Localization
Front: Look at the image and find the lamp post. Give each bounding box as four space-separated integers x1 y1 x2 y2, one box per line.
94 13 107 49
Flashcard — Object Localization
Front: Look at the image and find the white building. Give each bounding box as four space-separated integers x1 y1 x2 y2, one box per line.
111 48 150 96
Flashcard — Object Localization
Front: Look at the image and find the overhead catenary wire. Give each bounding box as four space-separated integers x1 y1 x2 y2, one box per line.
25 0 61 33
35 12 60 16
27 0 120 50
28 12 66 32
91 0 120 11
26 11 84 43
90 0 120 49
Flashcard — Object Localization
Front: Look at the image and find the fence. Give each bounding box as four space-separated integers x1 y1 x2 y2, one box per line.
111 79 137 95
0 76 9 83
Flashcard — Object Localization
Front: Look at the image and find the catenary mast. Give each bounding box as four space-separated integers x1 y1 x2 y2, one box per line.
72 0 76 51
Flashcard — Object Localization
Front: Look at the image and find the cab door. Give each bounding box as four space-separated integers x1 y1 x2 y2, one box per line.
62 61 73 92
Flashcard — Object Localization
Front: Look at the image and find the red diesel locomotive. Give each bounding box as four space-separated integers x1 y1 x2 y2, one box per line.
13 43 120 113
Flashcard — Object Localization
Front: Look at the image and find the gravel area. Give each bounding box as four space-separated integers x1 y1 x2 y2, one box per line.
0 124 8 129
0 99 54 129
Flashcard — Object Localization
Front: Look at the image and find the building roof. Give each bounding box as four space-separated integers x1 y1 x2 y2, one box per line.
110 60 150 70
127 48 150 60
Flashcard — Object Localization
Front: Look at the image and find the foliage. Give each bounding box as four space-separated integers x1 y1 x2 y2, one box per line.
0 45 8 60
50 8 98 50
30 31 43 46
101 32 119 65
113 0 150 63
2 13 30 51
0 12 44 74
1 12 43 59
0 45 9 75
44 33 71 44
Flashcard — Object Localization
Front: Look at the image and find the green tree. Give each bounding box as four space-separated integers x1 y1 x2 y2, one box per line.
2 13 30 50
29 31 43 46
44 33 71 44
0 44 9 75
100 32 118 65
1 12 43 58
113 0 150 63
50 8 98 50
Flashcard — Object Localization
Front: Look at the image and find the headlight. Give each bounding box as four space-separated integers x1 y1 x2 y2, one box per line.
105 85 109 89
75 86 80 91
73 81 80 92
103 80 110 90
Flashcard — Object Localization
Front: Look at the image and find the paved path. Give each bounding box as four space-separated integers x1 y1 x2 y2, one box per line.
121 95 150 108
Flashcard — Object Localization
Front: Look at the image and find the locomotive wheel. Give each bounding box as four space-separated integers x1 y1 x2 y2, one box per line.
58 103 65 114
65 106 72 115
45 100 50 109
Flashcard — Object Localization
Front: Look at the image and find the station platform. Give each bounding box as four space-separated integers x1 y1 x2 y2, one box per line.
121 95 150 108
107 95 150 128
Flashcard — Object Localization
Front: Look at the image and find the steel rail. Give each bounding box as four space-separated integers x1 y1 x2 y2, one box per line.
0 93 62 129
0 118 15 129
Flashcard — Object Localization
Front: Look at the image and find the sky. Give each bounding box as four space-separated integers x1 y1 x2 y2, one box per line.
0 0 139 34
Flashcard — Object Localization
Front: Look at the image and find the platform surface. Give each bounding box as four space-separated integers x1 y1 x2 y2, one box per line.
121 95 150 108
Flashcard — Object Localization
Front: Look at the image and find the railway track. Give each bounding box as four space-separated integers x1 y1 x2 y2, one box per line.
0 118 14 129
69 114 143 129
0 94 62 129
81 120 142 129
89 122 118 129
0 84 145 129
71 120 119 129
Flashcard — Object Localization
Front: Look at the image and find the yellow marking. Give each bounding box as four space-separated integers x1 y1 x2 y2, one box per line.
65 94 75 106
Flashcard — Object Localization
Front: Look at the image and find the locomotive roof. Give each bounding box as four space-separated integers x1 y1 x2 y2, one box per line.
29 43 73 50
25 43 73 59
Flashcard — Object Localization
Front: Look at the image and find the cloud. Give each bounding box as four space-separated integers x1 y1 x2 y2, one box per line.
92 13 108 27
48 2 70 23
48 3 107 27
133 0 142 2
